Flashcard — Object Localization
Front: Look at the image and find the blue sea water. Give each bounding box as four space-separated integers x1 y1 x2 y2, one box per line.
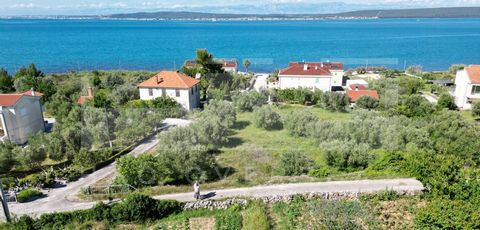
0 19 480 73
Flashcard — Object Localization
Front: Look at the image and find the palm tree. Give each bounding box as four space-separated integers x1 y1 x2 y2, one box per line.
243 59 251 73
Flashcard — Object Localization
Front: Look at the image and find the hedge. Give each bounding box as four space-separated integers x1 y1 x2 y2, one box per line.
13 194 182 229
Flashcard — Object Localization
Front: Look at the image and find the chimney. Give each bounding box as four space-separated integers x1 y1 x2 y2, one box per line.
355 86 359 91
304 64 308 71
156 75 164 84
321 63 324 68
87 87 93 97
31 88 35 96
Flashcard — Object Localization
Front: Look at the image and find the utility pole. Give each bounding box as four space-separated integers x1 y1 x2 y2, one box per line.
0 180 11 222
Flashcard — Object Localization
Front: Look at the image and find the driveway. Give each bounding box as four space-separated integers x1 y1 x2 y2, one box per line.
9 178 423 217
8 118 190 218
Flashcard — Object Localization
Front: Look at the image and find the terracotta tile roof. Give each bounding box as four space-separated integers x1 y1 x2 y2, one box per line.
279 62 343 76
346 90 379 102
77 87 94 105
21 90 44 97
466 65 480 84
138 71 200 89
0 90 43 107
348 84 367 91
222 60 237 68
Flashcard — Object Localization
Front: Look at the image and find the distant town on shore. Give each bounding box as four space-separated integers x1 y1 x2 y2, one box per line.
2 7 480 20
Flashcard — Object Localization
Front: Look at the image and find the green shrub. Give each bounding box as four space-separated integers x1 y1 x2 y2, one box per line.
278 151 314 176
436 93 457 110
355 96 379 110
243 203 269 230
202 100 236 128
308 166 339 178
215 210 242 230
273 88 312 105
17 189 43 203
232 91 267 112
322 140 374 171
473 102 480 117
253 105 282 130
15 215 35 230
319 92 350 112
415 199 480 229
284 110 318 137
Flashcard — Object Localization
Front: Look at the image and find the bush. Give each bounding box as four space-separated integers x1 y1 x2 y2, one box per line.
17 189 43 203
73 148 111 168
322 141 374 170
278 151 314 176
436 93 457 110
308 166 339 178
473 102 480 117
415 199 480 229
111 194 181 222
216 210 242 230
232 91 267 112
116 155 165 188
202 100 236 128
243 203 269 230
319 92 350 112
284 110 318 137
273 88 312 105
253 105 282 130
355 96 379 110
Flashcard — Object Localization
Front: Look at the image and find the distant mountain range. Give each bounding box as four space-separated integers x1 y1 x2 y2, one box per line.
107 7 480 19
5 7 480 20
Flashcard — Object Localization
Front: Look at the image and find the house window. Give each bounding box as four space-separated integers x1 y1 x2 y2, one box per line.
472 85 480 95
316 78 320 83
175 89 180 97
191 88 194 95
148 88 153 96
162 89 166 96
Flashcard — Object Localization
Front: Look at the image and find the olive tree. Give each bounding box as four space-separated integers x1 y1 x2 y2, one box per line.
253 105 282 130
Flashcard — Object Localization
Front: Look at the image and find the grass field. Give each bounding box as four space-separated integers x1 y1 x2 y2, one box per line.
141 105 360 197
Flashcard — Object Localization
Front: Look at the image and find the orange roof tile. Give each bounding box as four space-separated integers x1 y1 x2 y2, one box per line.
466 65 480 84
138 71 199 89
346 90 379 102
0 90 43 107
279 62 343 76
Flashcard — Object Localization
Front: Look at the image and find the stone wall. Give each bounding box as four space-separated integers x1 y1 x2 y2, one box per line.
182 190 421 211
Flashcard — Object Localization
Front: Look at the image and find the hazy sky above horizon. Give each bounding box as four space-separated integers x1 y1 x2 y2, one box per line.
1 0 480 15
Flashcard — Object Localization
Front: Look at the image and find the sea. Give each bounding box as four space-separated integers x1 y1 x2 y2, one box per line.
1 18 480 73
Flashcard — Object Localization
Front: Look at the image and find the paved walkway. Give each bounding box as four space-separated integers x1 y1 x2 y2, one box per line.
9 178 423 217
8 118 190 217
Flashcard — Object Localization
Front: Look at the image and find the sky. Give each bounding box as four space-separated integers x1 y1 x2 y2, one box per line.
1 0 480 16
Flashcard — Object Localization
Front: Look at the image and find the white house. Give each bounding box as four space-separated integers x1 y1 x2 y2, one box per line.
185 59 238 73
138 71 200 111
221 59 238 73
278 62 344 91
454 65 480 109
0 90 46 144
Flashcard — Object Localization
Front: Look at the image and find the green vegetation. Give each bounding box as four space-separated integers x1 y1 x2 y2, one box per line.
253 105 283 130
16 189 43 203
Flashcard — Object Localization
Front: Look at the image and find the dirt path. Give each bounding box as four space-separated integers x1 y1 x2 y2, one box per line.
9 178 423 217
8 118 190 217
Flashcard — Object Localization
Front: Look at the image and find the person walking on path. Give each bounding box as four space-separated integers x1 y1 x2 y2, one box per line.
193 181 201 200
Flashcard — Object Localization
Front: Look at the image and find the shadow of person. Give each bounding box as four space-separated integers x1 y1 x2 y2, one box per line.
200 192 217 200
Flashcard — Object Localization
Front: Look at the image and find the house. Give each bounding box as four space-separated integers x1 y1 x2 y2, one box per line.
278 62 344 91
221 60 238 73
138 71 200 111
454 65 480 109
77 87 94 105
185 59 238 73
346 79 369 90
0 89 46 144
346 88 379 103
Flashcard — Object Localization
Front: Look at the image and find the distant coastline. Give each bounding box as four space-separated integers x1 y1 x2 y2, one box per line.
2 7 480 21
